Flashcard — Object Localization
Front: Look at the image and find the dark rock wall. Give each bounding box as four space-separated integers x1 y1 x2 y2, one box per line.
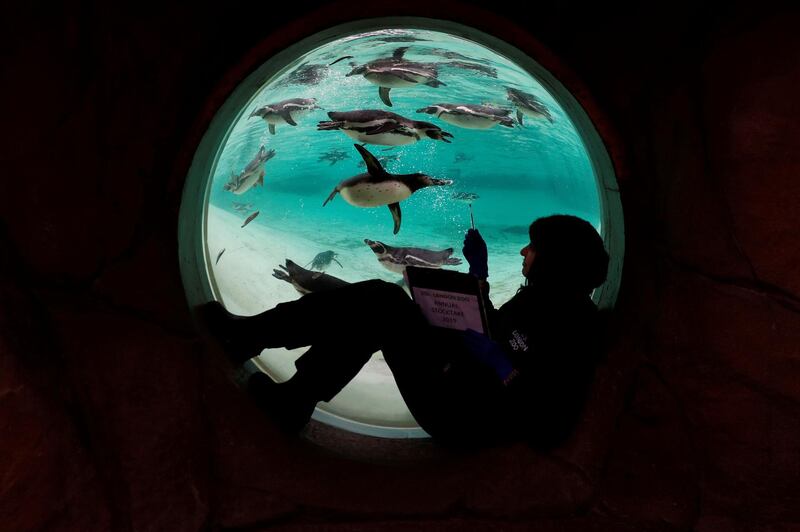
1 2 798 530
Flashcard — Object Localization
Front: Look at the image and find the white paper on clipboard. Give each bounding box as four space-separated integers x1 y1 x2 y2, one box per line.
404 266 489 335
410 286 485 333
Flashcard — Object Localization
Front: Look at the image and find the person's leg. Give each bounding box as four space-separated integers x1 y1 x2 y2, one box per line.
201 279 407 363
276 280 427 404
248 337 381 433
381 332 511 446
232 280 426 432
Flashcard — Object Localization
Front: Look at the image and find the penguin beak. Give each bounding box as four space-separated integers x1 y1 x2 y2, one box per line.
346 65 365 77
428 130 453 143
364 239 384 253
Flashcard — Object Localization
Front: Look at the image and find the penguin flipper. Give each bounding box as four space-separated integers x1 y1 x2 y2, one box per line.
379 87 393 107
388 202 402 234
333 257 343 268
268 123 276 135
354 144 387 176
281 111 298 126
403 255 439 268
257 169 265 186
322 187 340 206
392 46 408 60
516 110 524 126
328 55 353 66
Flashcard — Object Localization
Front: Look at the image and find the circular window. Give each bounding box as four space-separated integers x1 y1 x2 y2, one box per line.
179 18 623 438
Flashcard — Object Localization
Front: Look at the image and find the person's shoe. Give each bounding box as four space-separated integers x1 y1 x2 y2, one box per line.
196 301 260 364
247 372 316 434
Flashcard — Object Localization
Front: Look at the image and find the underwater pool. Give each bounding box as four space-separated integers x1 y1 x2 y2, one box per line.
200 25 605 437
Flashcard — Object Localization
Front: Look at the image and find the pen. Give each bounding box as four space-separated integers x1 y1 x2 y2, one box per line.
469 203 475 230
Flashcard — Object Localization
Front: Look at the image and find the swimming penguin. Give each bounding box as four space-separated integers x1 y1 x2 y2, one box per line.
452 191 479 203
364 239 462 274
249 98 321 135
279 63 328 86
305 250 343 271
440 61 498 78
322 144 453 234
505 88 554 125
346 47 444 107
223 145 276 195
416 103 515 129
317 148 351 166
317 110 453 146
272 259 350 295
231 201 254 214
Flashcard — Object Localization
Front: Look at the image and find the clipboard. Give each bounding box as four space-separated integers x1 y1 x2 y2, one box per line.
404 266 490 336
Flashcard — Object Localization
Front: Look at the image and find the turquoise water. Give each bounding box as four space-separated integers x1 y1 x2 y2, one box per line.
207 27 600 306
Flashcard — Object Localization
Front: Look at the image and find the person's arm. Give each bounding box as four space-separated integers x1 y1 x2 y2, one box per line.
460 329 519 386
462 228 488 280
462 229 495 311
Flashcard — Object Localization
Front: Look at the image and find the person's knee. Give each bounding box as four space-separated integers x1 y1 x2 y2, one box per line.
358 279 408 302
349 279 418 332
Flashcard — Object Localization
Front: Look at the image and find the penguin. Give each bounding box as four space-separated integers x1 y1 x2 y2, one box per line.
416 103 515 129
346 47 444 107
363 239 462 274
322 144 453 234
505 88 554 125
272 259 350 295
223 145 276 195
452 191 479 203
440 61 498 78
317 148 351 166
317 109 453 146
249 98 321 134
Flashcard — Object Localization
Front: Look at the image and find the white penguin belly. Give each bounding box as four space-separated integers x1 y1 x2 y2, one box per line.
233 172 259 194
365 72 421 88
440 113 498 129
341 181 412 207
378 258 406 274
520 107 547 119
342 129 417 146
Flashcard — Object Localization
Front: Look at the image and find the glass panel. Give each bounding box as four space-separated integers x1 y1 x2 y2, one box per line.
203 27 602 436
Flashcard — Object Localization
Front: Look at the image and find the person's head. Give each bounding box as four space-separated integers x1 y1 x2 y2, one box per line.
520 214 609 295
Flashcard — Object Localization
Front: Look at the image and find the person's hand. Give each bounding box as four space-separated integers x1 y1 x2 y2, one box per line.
462 228 488 280
460 329 516 383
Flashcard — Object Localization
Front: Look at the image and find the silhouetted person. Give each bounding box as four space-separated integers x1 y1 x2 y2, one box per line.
201 214 609 450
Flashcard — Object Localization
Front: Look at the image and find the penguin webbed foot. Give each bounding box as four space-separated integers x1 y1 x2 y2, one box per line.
388 202 402 234
322 188 339 207
379 87 393 107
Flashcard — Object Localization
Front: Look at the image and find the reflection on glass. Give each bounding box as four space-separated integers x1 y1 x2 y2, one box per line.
205 27 601 436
